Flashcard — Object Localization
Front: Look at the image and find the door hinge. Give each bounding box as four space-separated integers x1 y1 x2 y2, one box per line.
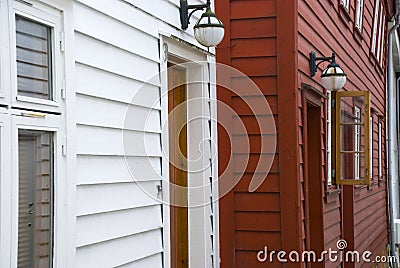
332 99 336 108
61 79 66 99
60 32 65 52
157 184 163 198
332 169 336 178
62 136 67 156
163 43 168 62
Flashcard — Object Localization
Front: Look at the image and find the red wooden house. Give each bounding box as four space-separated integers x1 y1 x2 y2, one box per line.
216 0 394 267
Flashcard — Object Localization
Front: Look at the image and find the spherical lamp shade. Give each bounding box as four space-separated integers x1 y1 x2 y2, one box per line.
194 8 225 47
321 63 347 91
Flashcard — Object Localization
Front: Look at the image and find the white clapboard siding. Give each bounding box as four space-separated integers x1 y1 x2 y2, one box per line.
75 229 163 268
115 253 163 268
76 155 161 185
74 33 160 86
75 0 159 38
76 94 161 133
75 125 162 157
76 181 160 216
76 205 162 247
74 2 159 63
75 64 161 109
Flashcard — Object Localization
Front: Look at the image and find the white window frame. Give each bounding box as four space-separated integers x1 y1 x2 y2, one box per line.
341 0 350 10
371 0 380 54
378 121 382 178
0 109 11 268
354 106 361 180
355 0 364 31
8 0 64 113
327 92 332 186
379 14 386 66
9 112 66 268
370 116 373 179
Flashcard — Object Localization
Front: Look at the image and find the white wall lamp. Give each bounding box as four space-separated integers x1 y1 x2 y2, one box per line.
309 51 347 91
180 0 225 47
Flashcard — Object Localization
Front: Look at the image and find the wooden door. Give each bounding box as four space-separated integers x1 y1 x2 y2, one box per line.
168 63 188 268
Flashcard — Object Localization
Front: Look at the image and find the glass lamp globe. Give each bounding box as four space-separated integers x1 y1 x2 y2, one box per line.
321 61 347 91
194 7 225 47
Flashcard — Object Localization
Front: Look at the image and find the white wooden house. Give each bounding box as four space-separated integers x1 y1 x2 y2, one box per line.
0 0 220 267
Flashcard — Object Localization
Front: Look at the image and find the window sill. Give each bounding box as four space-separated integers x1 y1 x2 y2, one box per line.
16 95 59 107
325 188 341 204
353 27 363 45
338 4 352 29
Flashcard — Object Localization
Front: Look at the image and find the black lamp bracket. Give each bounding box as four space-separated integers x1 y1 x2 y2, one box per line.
310 51 337 77
180 0 211 30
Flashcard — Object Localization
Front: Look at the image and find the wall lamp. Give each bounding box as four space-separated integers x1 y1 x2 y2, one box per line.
309 51 347 91
180 0 225 47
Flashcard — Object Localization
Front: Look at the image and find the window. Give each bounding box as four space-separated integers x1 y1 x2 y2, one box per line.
16 16 53 100
355 0 364 31
335 91 371 185
18 130 54 268
341 0 350 10
371 0 386 65
9 0 63 112
378 122 382 178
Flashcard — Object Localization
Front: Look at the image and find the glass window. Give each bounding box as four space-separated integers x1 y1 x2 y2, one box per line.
336 91 371 185
16 16 53 100
378 122 382 178
371 0 380 54
355 0 364 30
18 130 54 268
341 0 350 10
369 116 373 179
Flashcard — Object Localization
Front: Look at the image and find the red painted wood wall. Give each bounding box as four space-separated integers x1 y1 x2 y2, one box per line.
216 0 392 267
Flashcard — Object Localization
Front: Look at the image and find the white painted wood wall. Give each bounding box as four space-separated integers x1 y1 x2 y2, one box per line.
72 0 219 267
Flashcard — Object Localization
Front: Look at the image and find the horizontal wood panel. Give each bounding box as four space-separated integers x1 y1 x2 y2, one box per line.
76 205 162 247
233 153 278 173
231 57 277 76
76 155 161 185
231 18 277 39
231 38 277 58
232 134 277 154
231 76 277 96
230 0 276 19
235 231 281 250
74 2 159 63
76 125 162 157
235 211 280 231
76 93 161 133
75 63 161 108
234 173 280 192
233 115 277 135
74 32 160 86
234 192 280 212
76 229 163 267
231 95 278 115
76 181 161 216
235 251 282 267
117 253 163 268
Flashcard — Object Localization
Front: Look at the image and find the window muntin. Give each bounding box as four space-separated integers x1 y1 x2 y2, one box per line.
16 15 53 100
336 91 371 185
371 0 386 65
355 0 364 30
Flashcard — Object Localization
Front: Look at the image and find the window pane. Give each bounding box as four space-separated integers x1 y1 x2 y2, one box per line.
16 16 52 100
18 130 53 268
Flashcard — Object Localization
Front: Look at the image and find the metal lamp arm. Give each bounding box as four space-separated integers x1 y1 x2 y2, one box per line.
180 0 211 30
310 51 336 77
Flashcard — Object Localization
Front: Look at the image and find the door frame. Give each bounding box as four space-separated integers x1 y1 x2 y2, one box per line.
159 35 219 268
9 110 66 268
301 84 325 261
